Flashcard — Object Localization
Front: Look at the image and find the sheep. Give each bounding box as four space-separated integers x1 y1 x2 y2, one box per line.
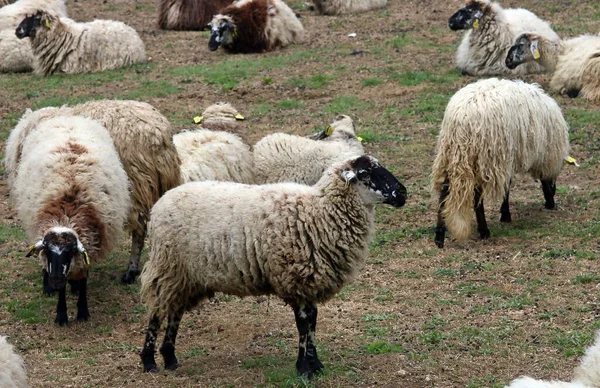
194 102 248 142
432 78 569 248
174 129 254 184
207 0 304 53
506 330 600 388
449 0 560 76
253 114 364 185
12 115 130 326
0 0 66 30
310 0 387 15
138 154 407 377
4 100 182 284
158 0 232 30
0 28 32 72
15 10 147 76
0 0 17 7
506 33 600 103
0 335 28 388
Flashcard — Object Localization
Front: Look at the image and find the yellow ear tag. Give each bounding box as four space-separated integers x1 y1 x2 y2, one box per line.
235 114 244 120
357 136 363 142
565 156 580 167
83 251 90 266
193 116 203 124
533 49 540 59
531 40 540 60
472 19 479 29
233 28 238 38
325 126 334 136
44 18 52 29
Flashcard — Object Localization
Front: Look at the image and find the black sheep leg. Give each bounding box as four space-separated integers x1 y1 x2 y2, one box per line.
140 315 161 373
76 277 90 321
474 186 490 239
121 217 146 284
42 269 55 296
434 178 449 248
500 189 511 222
293 303 323 378
541 179 557 210
160 307 185 370
55 286 68 326
68 279 80 295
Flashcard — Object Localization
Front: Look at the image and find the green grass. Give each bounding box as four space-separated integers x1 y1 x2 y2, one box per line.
277 99 304 110
362 77 384 87
324 96 372 114
363 340 405 354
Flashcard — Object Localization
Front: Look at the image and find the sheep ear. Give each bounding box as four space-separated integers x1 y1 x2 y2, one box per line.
340 170 358 184
25 240 44 258
76 238 90 266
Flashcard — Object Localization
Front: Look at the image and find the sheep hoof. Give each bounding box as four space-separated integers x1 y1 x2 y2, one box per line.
499 213 511 223
478 229 490 239
296 358 324 379
76 309 90 322
142 364 159 373
55 313 69 326
121 269 140 285
544 202 556 210
160 343 179 371
434 226 445 248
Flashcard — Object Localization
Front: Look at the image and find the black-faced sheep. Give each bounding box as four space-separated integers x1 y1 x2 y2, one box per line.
158 0 232 30
449 0 559 76
139 155 407 377
506 33 600 103
11 116 130 326
207 0 304 53
16 10 147 75
310 0 387 15
432 78 569 248
0 335 27 388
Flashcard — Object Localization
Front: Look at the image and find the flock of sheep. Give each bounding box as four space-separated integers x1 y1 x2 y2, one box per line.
0 0 599 386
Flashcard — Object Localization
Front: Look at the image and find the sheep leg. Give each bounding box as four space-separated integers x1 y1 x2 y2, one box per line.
541 179 556 210
500 189 511 222
293 303 324 378
55 286 68 326
121 220 146 284
140 315 161 373
76 277 90 322
434 178 449 248
68 279 80 295
42 269 55 296
160 306 184 371
474 187 490 239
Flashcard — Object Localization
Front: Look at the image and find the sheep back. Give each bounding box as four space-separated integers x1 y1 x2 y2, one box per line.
551 35 600 98
0 335 27 388
264 0 304 48
311 0 387 15
0 28 32 72
0 0 66 29
158 0 232 30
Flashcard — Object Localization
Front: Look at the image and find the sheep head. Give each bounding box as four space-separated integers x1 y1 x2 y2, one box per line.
208 15 237 51
448 1 489 31
15 10 55 40
310 115 356 141
26 227 89 291
506 33 540 69
338 155 406 208
202 102 244 122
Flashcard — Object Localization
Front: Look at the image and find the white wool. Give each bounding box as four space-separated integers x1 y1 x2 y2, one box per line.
0 28 32 72
549 35 600 99
0 0 66 29
0 335 28 388
311 0 387 15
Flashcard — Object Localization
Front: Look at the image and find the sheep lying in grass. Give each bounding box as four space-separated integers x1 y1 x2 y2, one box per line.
310 0 387 15
139 155 407 377
208 0 304 53
195 102 248 142
449 0 559 76
254 114 364 184
0 0 65 30
12 116 130 325
506 33 600 103
16 10 147 75
158 0 232 30
0 28 32 72
432 78 569 248
0 335 27 388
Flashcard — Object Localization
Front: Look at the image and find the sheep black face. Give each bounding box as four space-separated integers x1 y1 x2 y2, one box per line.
208 17 236 51
340 155 407 208
448 4 483 31
506 34 538 69
15 10 44 39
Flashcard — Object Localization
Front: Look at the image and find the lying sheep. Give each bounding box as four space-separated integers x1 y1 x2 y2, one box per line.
158 0 232 30
254 114 363 185
310 0 387 15
174 129 254 184
208 0 304 53
432 78 569 248
16 10 147 75
0 28 32 72
0 335 27 388
449 0 559 76
0 0 66 30
139 155 407 377
195 102 248 142
506 33 600 103
12 116 130 325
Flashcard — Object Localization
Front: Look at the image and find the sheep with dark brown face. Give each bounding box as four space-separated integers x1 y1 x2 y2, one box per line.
158 0 233 30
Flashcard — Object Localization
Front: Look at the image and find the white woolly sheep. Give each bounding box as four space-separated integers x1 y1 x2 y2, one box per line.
253 114 364 185
449 0 560 76
0 28 32 72
4 100 182 284
207 0 304 53
12 115 130 326
432 78 569 248
310 0 387 15
506 329 600 388
195 101 248 142
139 154 406 377
506 33 600 103
16 10 147 76
0 335 27 388
0 0 66 30
158 0 232 30
174 129 254 184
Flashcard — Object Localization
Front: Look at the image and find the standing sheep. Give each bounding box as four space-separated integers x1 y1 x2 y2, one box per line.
0 335 28 388
254 114 363 185
139 155 407 377
158 0 232 30
506 33 600 103
195 101 248 142
13 116 130 325
0 0 66 30
449 0 559 76
16 10 147 76
432 78 569 248
310 0 387 15
207 0 304 53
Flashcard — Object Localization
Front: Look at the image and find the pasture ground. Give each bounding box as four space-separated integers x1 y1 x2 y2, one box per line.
1 0 600 386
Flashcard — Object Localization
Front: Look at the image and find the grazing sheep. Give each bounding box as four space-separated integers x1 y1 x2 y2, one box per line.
449 0 559 76
174 129 254 184
158 0 232 30
0 28 32 72
506 33 600 103
310 0 387 15
207 0 304 53
0 335 27 388
432 78 569 248
195 102 248 142
254 114 364 185
139 154 407 377
12 116 130 326
16 10 147 76
0 0 66 30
